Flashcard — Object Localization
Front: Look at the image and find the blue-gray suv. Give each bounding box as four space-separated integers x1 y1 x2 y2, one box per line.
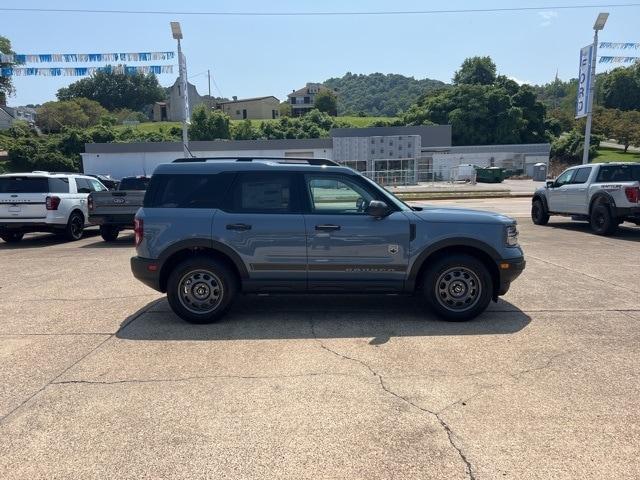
131 157 525 323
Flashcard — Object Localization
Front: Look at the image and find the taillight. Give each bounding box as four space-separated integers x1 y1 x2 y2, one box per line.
88 195 94 211
134 218 143 247
46 196 61 210
624 187 639 203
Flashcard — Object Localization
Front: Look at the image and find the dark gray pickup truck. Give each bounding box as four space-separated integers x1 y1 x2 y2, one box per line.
88 176 149 241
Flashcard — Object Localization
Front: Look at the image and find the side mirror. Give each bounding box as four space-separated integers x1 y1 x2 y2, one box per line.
367 200 390 218
546 181 555 189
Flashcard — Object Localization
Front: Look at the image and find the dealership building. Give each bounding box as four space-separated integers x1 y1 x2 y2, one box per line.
81 125 550 184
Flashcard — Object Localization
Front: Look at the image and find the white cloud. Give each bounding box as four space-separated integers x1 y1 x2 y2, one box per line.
508 76 532 86
538 10 558 27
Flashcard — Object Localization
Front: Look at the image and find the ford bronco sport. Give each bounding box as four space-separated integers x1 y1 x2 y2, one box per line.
131 158 525 323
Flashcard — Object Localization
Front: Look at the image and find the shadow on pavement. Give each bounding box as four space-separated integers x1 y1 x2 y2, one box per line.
81 232 135 249
0 228 99 250
117 295 531 342
546 220 640 242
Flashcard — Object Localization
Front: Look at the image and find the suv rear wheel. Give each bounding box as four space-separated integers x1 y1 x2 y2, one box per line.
422 254 493 321
64 211 84 241
531 199 550 225
1 232 24 243
167 256 237 324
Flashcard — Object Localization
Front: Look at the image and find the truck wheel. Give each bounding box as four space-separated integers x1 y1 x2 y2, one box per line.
64 211 84 241
422 254 493 322
590 205 618 236
167 256 237 324
100 225 119 242
531 199 550 225
1 232 24 243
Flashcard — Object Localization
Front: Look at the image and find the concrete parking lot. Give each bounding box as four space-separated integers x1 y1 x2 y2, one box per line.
1 197 639 479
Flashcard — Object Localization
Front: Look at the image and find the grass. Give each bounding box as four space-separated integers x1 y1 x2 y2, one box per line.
592 146 640 163
112 116 397 133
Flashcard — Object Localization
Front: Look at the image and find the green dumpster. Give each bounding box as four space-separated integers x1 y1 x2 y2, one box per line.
475 166 506 183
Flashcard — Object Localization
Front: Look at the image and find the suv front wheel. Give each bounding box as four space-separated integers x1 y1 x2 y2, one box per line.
422 254 493 321
167 256 237 324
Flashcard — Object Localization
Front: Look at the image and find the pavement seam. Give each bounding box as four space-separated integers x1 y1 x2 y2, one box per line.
309 316 475 480
0 302 153 426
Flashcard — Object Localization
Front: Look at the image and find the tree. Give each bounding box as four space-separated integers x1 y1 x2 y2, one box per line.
609 110 640 152
453 56 497 86
323 72 446 116
232 119 256 140
0 35 16 105
551 129 601 163
36 98 107 133
279 102 292 117
314 89 338 116
600 65 640 111
57 69 165 111
188 106 230 140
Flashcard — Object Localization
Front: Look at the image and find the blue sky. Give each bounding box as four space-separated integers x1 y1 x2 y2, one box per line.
2 0 639 106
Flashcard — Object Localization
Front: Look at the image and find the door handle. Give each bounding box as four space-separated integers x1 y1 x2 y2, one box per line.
226 223 252 231
315 224 341 232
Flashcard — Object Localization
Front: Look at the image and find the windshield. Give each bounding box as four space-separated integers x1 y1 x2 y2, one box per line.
119 177 150 191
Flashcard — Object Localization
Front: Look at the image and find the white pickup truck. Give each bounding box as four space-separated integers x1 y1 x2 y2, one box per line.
532 162 640 235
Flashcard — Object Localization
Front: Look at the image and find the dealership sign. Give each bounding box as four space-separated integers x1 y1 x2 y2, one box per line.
576 45 593 118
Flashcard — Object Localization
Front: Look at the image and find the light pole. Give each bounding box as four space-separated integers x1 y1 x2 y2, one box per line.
171 21 190 158
582 12 609 165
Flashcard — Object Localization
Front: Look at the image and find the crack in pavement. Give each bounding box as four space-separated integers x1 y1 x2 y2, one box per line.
309 316 476 480
51 372 358 386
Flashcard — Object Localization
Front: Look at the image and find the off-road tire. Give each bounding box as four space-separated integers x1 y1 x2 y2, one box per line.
422 254 493 322
531 199 550 225
167 256 237 324
590 204 618 236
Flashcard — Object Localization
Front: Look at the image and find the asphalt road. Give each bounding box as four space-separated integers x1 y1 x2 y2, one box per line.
1 198 639 479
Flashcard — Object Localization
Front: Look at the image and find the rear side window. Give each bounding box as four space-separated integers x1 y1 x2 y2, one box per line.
572 167 592 184
48 178 70 193
119 177 149 191
0 177 49 193
229 173 295 213
596 165 640 182
75 178 93 193
144 173 234 208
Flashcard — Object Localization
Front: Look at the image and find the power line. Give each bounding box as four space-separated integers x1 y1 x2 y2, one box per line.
1 4 640 16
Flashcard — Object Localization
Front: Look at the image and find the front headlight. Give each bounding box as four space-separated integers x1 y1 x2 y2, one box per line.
505 224 519 247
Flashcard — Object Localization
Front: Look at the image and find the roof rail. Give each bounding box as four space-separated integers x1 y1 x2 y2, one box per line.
172 156 340 167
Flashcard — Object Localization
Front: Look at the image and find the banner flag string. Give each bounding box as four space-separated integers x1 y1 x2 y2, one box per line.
599 42 640 50
0 51 175 64
599 56 640 64
0 65 174 76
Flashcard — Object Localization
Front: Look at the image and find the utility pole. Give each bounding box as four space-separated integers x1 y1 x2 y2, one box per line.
171 22 190 158
208 69 212 108
582 13 608 165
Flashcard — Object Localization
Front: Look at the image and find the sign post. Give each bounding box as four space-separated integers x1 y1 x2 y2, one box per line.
579 12 608 165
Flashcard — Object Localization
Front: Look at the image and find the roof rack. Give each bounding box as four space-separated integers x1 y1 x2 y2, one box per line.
172 156 340 167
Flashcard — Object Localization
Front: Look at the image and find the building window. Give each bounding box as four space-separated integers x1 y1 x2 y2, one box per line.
304 96 310 104
290 98 296 104
399 145 402 150
408 152 412 158
380 138 383 143
389 140 393 146
236 110 241 115
408 143 412 148
380 148 384 153
389 152 393 156
371 149 375 155
371 139 375 144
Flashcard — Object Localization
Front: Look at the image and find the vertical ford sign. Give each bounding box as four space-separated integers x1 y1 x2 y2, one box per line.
576 45 593 118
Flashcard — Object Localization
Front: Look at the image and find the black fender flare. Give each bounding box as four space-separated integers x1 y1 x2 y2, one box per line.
532 193 549 213
406 237 502 291
589 192 616 215
158 238 249 287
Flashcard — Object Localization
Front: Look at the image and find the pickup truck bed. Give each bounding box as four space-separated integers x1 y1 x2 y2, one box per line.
88 176 148 241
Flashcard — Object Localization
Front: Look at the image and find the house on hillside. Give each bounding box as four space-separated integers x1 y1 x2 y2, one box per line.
0 104 37 130
218 96 280 120
152 78 205 122
288 82 333 116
